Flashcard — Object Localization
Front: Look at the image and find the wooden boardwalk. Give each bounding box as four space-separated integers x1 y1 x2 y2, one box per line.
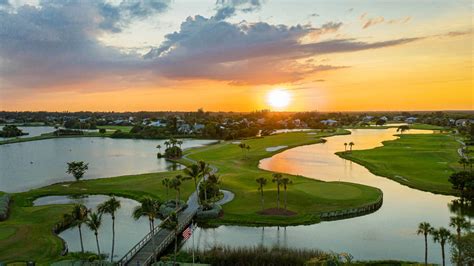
117 192 199 266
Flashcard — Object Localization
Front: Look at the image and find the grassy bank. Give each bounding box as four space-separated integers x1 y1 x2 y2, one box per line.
180 129 382 226
346 123 447 131
0 171 196 264
337 133 460 195
0 131 113 145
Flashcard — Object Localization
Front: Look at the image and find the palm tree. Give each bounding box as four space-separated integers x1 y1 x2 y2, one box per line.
160 211 179 265
132 197 161 262
98 196 121 262
164 141 170 149
417 222 433 265
458 157 469 170
272 173 283 209
256 177 267 211
349 142 355 152
281 177 292 211
169 175 183 209
156 144 161 153
431 227 452 266
246 144 251 157
344 142 347 152
162 178 171 197
184 164 202 204
449 215 471 265
177 140 183 148
238 143 246 157
71 204 88 253
86 211 102 255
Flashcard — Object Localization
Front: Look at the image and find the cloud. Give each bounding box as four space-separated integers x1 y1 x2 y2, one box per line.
144 15 420 85
0 0 153 89
213 0 263 21
360 14 411 29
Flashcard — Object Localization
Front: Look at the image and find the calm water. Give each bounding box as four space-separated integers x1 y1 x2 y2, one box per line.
183 129 465 265
0 138 215 192
0 126 56 139
34 195 151 260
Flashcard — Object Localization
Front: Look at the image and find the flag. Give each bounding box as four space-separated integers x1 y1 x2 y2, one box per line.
182 224 192 240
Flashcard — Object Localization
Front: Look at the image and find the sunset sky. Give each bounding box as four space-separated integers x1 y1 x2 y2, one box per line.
0 0 472 112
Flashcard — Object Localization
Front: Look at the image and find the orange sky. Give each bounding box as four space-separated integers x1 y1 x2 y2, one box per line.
0 0 472 112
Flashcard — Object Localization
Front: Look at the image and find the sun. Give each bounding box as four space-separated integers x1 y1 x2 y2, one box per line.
267 88 291 109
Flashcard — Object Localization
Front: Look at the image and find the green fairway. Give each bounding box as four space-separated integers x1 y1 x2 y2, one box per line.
181 129 382 226
0 130 383 263
0 171 196 264
346 123 447 131
96 125 133 133
337 133 461 195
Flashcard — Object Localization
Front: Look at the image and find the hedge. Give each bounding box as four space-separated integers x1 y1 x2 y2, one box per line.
0 194 11 221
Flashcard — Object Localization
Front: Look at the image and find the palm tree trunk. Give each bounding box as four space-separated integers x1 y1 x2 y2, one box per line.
260 189 264 211
441 244 445 266
176 190 179 210
151 219 156 262
276 185 280 209
284 188 287 210
111 216 115 262
78 224 84 253
204 186 208 202
195 179 200 205
95 232 101 255
424 234 428 265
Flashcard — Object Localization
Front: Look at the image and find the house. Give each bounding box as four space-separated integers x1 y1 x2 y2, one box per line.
320 119 338 126
257 118 266 124
455 119 474 127
193 123 205 132
178 124 191 133
149 121 167 127
362 116 374 122
393 116 405 121
405 117 418 124
379 116 388 121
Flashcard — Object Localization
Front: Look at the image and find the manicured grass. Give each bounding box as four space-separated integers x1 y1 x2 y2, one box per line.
181 129 382 226
338 133 461 195
0 171 196 264
0 131 112 145
96 125 133 133
346 123 447 131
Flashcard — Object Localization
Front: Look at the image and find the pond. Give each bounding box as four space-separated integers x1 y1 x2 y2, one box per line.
0 138 215 192
183 128 466 265
34 195 151 261
0 126 56 139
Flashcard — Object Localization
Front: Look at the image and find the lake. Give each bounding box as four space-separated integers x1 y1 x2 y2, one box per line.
0 138 215 192
182 128 466 265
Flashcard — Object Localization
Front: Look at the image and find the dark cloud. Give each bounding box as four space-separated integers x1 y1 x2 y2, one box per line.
0 0 151 89
144 16 420 85
214 0 263 20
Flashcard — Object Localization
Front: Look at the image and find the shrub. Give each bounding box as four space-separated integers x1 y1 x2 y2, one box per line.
159 200 187 217
196 204 222 219
98 128 106 134
0 194 11 221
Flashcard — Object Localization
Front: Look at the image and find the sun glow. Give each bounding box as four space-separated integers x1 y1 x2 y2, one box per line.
267 88 291 109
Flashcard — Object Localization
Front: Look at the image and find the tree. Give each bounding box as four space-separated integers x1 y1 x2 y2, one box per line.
184 164 202 205
281 177 292 211
256 177 267 211
449 171 473 199
160 211 179 265
349 142 355 152
397 125 410 134
272 173 283 209
344 143 347 152
431 227 452 266
162 178 171 197
417 222 433 265
169 175 183 209
71 204 88 253
66 161 89 181
86 211 102 255
449 215 471 265
238 143 247 158
132 197 161 262
376 119 386 126
459 158 469 170
156 144 161 153
450 232 474 265
98 196 121 262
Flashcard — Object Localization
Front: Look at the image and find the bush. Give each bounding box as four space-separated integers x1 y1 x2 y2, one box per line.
196 204 222 219
159 200 187 217
0 194 11 221
98 128 106 134
164 146 182 159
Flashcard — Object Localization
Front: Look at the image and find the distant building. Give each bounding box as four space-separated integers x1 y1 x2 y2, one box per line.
393 116 405 121
455 119 474 127
362 115 374 122
405 117 418 124
193 123 205 132
379 116 388 121
178 124 191 133
320 119 338 126
149 121 167 127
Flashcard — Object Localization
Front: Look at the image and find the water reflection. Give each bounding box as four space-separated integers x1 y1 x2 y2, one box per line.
184 128 465 265
34 195 150 261
0 138 215 192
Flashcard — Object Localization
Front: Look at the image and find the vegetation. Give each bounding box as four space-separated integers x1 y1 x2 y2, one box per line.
180 130 382 225
68 204 89 253
66 161 89 181
0 125 28 137
338 133 460 194
431 227 451 266
0 194 11 221
417 222 433 265
132 197 161 261
160 211 179 265
256 177 267 211
97 196 121 262
85 211 102 255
